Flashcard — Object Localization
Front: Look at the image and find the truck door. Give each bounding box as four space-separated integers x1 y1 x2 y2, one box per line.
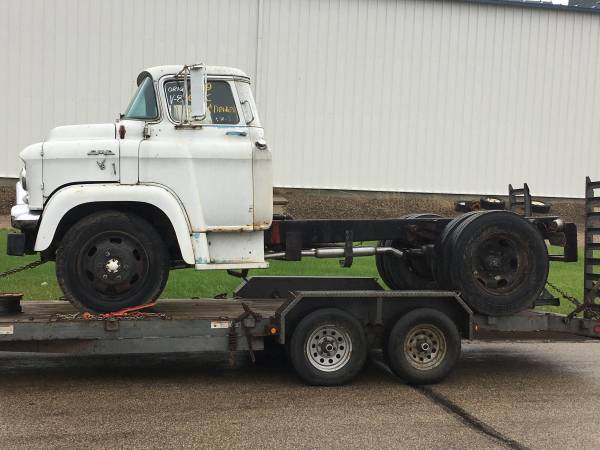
235 80 273 229
138 78 254 231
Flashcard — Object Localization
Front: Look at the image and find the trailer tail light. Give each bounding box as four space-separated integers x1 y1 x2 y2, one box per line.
269 326 278 335
118 124 126 139
594 325 600 335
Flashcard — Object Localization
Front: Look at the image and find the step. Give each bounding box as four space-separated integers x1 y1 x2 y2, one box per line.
585 272 600 280
585 257 600 265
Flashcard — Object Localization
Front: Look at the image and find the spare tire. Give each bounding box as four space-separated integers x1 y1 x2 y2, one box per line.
438 211 548 316
376 214 441 290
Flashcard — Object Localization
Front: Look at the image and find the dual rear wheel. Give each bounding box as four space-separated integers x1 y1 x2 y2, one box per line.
377 211 549 316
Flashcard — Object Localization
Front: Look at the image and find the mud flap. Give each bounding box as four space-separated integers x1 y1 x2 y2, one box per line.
6 233 25 256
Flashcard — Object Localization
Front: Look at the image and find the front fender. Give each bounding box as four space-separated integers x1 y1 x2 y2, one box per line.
35 184 195 264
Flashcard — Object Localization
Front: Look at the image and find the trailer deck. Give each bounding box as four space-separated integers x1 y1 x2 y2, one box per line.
1 276 599 385
0 298 283 354
1 292 598 353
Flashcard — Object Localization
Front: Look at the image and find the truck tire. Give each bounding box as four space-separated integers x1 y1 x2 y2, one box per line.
435 211 482 286
439 210 548 316
376 214 441 290
56 210 169 313
387 308 461 385
289 308 367 386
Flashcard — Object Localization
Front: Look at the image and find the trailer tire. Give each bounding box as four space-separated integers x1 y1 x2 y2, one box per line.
376 214 441 290
387 308 461 385
441 211 548 315
289 308 367 386
56 210 169 313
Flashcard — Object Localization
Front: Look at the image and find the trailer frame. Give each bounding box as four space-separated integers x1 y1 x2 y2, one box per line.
1 276 599 385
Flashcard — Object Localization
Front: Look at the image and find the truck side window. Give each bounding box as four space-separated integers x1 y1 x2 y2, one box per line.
235 81 261 127
164 79 239 125
124 77 159 120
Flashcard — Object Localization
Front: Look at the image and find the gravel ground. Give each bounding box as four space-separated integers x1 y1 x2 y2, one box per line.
0 340 599 449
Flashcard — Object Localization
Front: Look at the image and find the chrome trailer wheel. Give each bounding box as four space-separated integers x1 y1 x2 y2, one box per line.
290 308 367 386
305 324 353 373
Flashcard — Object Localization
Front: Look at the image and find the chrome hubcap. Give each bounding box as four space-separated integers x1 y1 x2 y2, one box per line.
306 324 352 372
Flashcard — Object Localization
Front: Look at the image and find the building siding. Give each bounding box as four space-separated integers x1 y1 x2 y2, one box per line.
1 0 599 198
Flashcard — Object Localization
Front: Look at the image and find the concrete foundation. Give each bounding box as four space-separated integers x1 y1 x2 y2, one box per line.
274 187 586 228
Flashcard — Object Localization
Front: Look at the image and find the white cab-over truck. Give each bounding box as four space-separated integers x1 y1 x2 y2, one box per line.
8 64 577 317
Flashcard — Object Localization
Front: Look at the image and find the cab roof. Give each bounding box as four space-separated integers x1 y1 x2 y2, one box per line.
137 65 250 85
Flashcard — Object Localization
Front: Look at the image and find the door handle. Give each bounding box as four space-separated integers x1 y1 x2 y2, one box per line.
255 139 268 150
87 149 115 156
225 131 247 137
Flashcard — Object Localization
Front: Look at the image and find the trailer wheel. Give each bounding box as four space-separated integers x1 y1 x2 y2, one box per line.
56 210 169 313
441 211 548 315
289 308 367 386
387 308 461 385
376 214 441 290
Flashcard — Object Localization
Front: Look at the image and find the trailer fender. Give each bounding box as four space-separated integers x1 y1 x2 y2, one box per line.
35 184 195 264
276 291 474 345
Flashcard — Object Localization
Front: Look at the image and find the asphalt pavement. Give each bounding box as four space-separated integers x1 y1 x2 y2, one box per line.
0 340 599 449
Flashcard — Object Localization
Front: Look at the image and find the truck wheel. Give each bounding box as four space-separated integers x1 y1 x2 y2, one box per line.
289 308 367 386
56 211 169 313
387 308 461 385
376 214 441 290
435 211 483 286
441 211 548 316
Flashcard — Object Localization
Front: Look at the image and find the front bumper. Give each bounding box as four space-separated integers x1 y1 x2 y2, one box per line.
10 181 40 231
7 181 40 256
10 204 40 231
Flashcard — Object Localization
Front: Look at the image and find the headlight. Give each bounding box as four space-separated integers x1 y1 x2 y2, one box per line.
19 168 27 191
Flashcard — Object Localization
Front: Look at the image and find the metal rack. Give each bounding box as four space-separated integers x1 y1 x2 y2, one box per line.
508 183 532 216
584 177 600 319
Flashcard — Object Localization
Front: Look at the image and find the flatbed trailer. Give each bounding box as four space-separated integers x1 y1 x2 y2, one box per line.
1 276 599 386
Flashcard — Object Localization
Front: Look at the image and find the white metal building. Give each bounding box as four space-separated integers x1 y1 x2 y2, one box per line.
1 0 599 198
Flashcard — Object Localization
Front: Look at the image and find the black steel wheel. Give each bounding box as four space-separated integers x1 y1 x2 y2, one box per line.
439 211 548 315
289 308 367 386
56 211 169 313
479 196 506 210
387 308 461 385
376 214 441 290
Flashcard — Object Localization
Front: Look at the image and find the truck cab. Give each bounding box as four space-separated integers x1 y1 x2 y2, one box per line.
9 65 273 311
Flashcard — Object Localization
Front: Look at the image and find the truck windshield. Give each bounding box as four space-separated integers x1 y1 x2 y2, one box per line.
123 77 158 120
